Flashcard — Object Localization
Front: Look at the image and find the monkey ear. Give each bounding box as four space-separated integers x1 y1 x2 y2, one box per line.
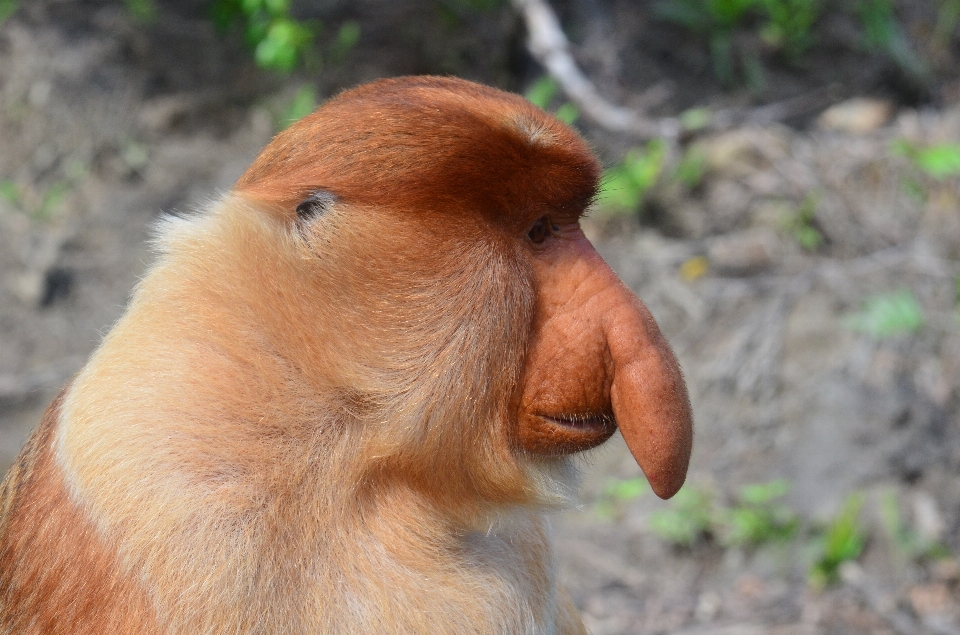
296 190 337 223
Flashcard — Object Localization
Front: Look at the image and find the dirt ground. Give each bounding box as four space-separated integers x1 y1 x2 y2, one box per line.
2 1 960 633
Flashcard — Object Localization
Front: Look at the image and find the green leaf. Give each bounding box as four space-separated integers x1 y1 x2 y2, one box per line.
281 85 318 128
717 479 798 547
525 76 559 110
601 171 643 211
674 147 707 188
625 140 667 188
554 102 579 125
264 0 290 17
758 0 819 59
605 477 648 501
255 18 313 72
123 0 157 23
334 21 361 58
649 487 713 546
914 144 960 180
859 0 896 49
680 108 712 131
708 0 757 26
809 493 867 587
739 479 790 505
210 0 242 30
0 0 19 24
794 225 823 251
0 181 19 205
781 193 822 251
845 290 924 337
599 140 666 214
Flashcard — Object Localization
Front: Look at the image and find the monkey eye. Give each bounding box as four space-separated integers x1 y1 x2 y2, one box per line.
527 216 559 244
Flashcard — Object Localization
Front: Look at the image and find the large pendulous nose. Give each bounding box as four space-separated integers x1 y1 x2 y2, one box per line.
604 284 693 499
518 232 692 494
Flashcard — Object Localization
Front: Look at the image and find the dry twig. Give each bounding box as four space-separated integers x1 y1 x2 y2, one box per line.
512 0 834 139
511 0 681 139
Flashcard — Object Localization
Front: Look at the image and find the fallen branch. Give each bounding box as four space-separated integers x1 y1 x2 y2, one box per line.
512 0 834 139
511 0 681 139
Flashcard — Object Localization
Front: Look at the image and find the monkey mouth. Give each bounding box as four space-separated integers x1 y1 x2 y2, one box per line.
541 412 615 432
518 410 618 455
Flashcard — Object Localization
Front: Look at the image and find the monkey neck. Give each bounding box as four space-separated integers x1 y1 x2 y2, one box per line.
53 197 574 626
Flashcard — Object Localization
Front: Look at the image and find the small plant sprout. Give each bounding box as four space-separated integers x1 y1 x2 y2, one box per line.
782 193 823 251
935 0 960 51
0 181 19 207
553 103 580 126
211 0 316 73
330 21 361 63
256 19 313 71
717 479 799 547
857 0 928 80
648 485 713 546
880 491 951 562
893 140 960 180
0 0 19 25
655 0 760 84
674 145 708 189
758 0 820 61
599 140 667 215
0 160 87 223
123 0 158 24
844 289 924 337
680 108 712 132
648 480 804 550
524 76 579 125
809 493 867 589
596 476 649 518
606 477 648 501
279 85 319 130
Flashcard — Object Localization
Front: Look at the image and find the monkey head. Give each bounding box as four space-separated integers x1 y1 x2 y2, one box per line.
234 76 692 503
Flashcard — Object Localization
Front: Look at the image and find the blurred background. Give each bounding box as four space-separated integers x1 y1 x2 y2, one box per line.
1 0 959 633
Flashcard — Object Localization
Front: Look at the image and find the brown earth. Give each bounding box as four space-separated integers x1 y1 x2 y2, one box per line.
2 1 960 633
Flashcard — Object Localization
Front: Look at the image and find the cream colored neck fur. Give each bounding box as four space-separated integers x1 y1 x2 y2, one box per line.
54 196 571 634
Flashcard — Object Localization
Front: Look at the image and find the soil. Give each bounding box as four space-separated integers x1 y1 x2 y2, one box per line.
2 1 960 633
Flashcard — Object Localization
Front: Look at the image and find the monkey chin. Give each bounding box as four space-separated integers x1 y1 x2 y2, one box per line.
517 411 618 456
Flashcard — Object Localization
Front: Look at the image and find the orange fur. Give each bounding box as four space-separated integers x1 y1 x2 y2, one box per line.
0 76 691 633
0 389 158 634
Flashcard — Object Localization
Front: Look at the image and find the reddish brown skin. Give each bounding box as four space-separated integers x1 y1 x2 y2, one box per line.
0 390 159 634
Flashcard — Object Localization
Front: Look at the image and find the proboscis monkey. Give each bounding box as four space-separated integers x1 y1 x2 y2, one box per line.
0 76 692 634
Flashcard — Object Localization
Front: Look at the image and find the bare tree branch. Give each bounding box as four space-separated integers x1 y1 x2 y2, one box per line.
512 0 834 139
511 0 681 139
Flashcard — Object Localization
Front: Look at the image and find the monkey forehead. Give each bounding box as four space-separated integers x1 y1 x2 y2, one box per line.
236 76 600 229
